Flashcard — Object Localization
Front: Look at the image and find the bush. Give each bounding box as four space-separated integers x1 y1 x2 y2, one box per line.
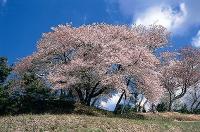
176 104 190 114
0 85 9 114
0 72 75 115
156 102 167 112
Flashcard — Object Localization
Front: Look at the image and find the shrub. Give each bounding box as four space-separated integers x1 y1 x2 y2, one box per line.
156 102 167 112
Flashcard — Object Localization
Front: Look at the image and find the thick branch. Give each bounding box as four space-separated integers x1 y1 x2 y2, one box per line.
63 52 71 63
133 50 142 65
194 101 200 110
85 81 100 106
75 87 85 103
174 84 187 100
92 87 106 97
90 81 100 96
113 90 125 114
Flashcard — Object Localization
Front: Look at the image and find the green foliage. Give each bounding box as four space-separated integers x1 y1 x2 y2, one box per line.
19 73 52 113
0 85 9 113
176 104 190 114
192 109 200 114
0 57 11 114
0 69 75 115
22 72 52 101
0 57 12 84
7 72 75 114
157 102 168 112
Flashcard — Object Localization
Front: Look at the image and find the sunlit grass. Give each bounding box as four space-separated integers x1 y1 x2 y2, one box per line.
0 113 200 132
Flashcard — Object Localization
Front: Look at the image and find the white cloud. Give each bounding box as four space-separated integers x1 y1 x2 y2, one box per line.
106 0 200 35
135 3 187 34
100 94 120 111
192 30 200 48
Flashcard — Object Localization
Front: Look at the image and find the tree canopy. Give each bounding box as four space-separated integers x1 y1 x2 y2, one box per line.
14 24 169 103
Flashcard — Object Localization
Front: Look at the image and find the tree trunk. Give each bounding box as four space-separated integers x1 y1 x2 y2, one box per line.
142 99 148 112
174 85 187 100
77 82 102 106
113 90 125 114
194 101 200 111
75 88 85 104
91 98 98 106
167 85 187 111
151 103 157 113
190 100 197 112
136 94 144 112
168 92 173 111
86 97 92 106
121 93 127 114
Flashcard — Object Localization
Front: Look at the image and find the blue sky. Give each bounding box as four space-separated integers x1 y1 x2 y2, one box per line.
1 0 200 64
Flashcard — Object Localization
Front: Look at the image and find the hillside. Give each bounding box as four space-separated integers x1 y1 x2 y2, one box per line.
1 106 200 132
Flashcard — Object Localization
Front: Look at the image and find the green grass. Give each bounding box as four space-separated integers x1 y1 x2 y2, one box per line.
0 105 200 132
0 113 200 132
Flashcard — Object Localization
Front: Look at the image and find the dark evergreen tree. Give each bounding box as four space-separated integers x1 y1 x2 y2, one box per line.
0 57 11 114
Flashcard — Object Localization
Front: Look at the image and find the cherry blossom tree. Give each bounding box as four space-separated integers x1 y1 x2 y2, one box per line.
187 85 200 112
160 47 200 111
14 24 169 106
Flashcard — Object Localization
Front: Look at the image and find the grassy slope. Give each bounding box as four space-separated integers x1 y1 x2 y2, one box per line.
0 105 200 132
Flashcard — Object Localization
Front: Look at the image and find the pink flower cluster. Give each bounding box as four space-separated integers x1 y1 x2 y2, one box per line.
14 24 170 102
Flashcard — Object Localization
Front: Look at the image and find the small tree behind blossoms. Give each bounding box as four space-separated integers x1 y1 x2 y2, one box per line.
14 24 169 105
160 47 200 111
